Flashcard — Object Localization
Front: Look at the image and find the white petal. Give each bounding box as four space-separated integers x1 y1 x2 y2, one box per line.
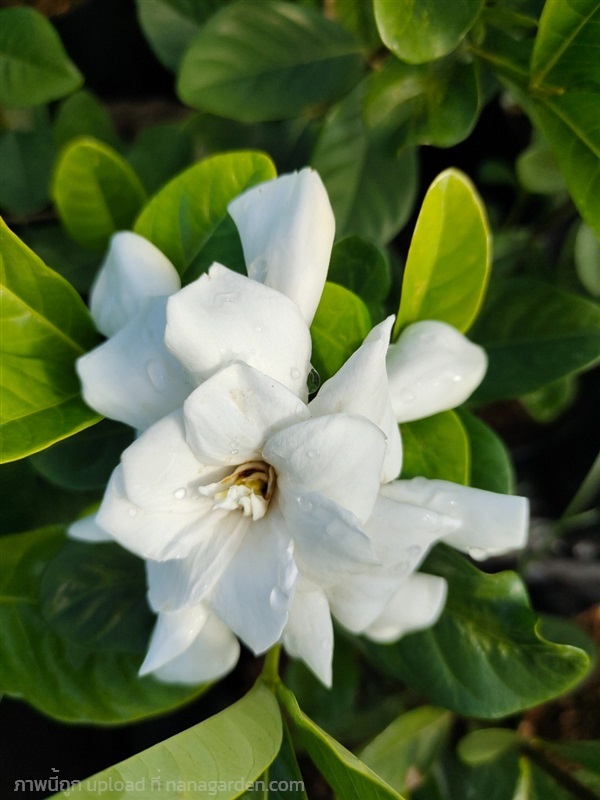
68 513 112 542
327 565 410 634
283 577 333 687
380 478 529 559
120 410 225 513
183 362 309 467
264 414 386 524
310 317 402 483
77 297 193 430
97 465 215 561
364 573 448 643
165 263 312 397
228 169 335 326
90 231 180 337
208 508 297 655
387 320 487 422
140 605 239 685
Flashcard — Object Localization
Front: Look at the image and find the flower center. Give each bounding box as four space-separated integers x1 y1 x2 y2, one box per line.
199 461 276 521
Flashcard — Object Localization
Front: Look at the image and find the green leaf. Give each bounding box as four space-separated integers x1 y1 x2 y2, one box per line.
359 706 452 794
364 55 481 150
518 759 574 800
373 0 484 64
310 282 372 382
20 224 100 294
52 137 147 251
0 7 82 108
394 168 491 338
536 741 600 793
0 527 210 724
277 682 404 800
327 235 391 321
516 136 568 195
362 545 591 718
312 87 418 245
0 219 100 463
400 411 470 485
457 410 515 495
177 0 364 122
470 278 600 402
136 0 223 72
244 717 308 799
575 222 600 297
56 681 281 797
134 150 276 280
330 0 382 51
53 90 120 151
127 123 194 195
457 728 519 766
520 375 577 423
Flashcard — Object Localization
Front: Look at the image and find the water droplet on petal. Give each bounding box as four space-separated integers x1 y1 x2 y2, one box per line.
408 544 421 558
296 403 306 417
230 448 239 456
128 507 138 518
290 367 302 380
307 367 321 394
174 487 187 500
306 449 319 460
424 511 440 529
400 390 415 403
146 360 167 392
297 495 313 513
269 587 287 613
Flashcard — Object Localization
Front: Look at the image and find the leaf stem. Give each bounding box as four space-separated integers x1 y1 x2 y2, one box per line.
520 742 600 800
261 644 281 688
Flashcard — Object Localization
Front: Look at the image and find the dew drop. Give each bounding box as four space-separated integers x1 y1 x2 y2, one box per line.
146 360 167 392
400 390 415 403
306 449 319 460
424 511 440 529
290 367 302 380
269 587 287 613
452 374 464 382
230 448 239 456
307 366 321 394
297 495 313 513
408 544 421 558
128 508 138 518
215 292 238 307
295 403 306 418
174 487 187 500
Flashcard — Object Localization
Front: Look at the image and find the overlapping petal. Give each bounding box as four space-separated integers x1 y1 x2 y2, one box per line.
387 320 487 422
283 577 334 687
228 169 334 326
90 231 181 338
364 573 448 643
68 513 112 542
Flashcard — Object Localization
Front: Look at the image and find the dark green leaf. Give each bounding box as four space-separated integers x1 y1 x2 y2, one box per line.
458 410 514 494
127 123 194 194
177 0 364 122
328 236 391 321
310 282 372 382
134 150 276 279
52 136 147 251
575 222 600 297
362 545 591 718
519 758 575 800
520 375 577 423
0 220 100 463
457 728 519 766
20 224 100 294
0 7 82 107
277 682 404 800
53 90 120 151
516 137 568 195
330 0 382 51
401 411 470 485
373 0 484 64
470 278 600 402
0 527 210 724
536 740 600 794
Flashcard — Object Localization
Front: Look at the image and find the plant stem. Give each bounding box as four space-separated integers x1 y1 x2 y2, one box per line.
261 644 281 688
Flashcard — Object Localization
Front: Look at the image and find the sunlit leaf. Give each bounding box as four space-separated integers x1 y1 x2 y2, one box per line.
401 411 470 485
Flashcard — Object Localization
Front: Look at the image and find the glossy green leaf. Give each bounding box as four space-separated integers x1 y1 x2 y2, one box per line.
56 681 281 797
0 7 82 108
470 278 600 402
373 0 484 64
41 540 152 654
0 220 100 463
457 728 519 766
136 0 223 71
575 222 600 297
53 90 120 151
400 411 470 485
52 137 147 251
360 707 452 794
134 150 276 279
362 545 591 718
0 527 210 724
520 375 577 423
395 168 491 337
365 56 481 150
312 88 418 245
328 236 391 321
127 123 194 194
457 410 514 494
277 682 404 800
0 108 55 215
177 0 363 122
310 282 372 382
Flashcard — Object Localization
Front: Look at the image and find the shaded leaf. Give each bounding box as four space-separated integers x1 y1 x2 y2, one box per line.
53 90 120 151
401 411 470 486
127 123 194 195
457 410 514 495
328 235 391 321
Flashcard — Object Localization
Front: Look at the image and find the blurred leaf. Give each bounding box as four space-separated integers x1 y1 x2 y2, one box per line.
470 278 600 402
136 0 224 72
310 282 372 382
395 169 491 337
373 0 484 64
52 136 147 251
517 758 575 800
516 137 567 194
277 682 404 800
54 681 281 796
331 0 382 50
360 706 452 794
127 123 194 194
328 235 391 321
177 0 363 122
0 527 210 724
30 419 133 491
413 749 521 800
312 87 418 245
20 224 99 293
53 90 120 151
365 56 481 150
362 545 591 718
520 375 577 423
457 410 515 495
134 150 276 279
457 728 519 766
575 222 600 297
401 411 470 486
536 740 600 793
0 7 82 108
0 107 55 215
0 220 100 463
